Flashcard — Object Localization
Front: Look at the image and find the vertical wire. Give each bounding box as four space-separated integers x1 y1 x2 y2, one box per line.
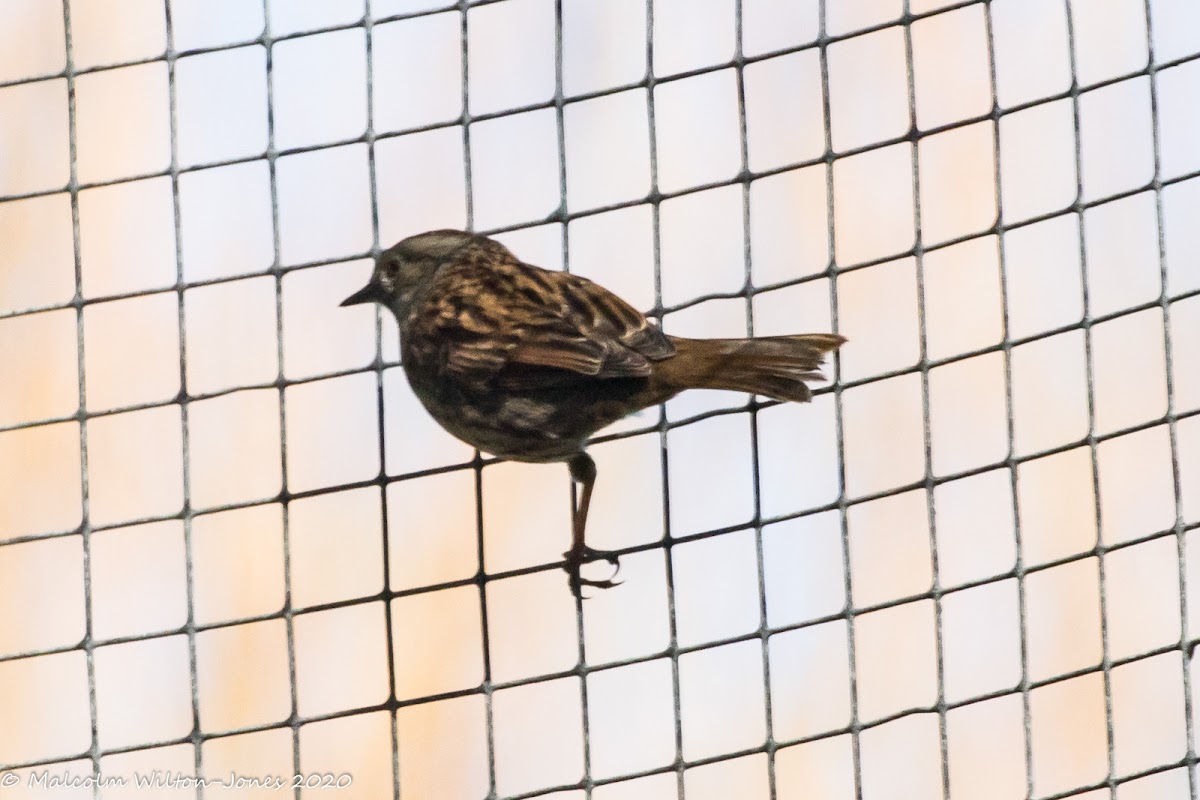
980 3 1037 797
816 2 864 796
158 2 204 794
1139 1 1197 796
18 1 1200 795
359 1 405 796
898 4 952 796
1061 1 1119 793
456 5 499 797
252 2 304 796
641 1 684 798
729 0 778 796
57 1 101 795
552 1 599 796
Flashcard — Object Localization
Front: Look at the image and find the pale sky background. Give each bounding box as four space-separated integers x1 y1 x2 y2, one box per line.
2 0 1200 799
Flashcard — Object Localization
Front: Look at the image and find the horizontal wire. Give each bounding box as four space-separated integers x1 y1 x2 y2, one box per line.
3 154 1200 328
2 262 1197 438
0 633 1193 791
2 398 1196 553
3 509 1196 683
2 1 1196 795
2 11 1197 215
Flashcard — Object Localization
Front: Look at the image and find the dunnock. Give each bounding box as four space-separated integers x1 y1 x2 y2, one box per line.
343 229 844 596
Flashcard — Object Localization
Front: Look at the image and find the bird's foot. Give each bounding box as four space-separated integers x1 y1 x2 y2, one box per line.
562 544 622 599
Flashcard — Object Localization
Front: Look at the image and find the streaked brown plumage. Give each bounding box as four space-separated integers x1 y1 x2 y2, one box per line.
343 229 845 596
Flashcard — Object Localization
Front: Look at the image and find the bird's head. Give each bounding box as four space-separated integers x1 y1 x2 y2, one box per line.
341 229 478 317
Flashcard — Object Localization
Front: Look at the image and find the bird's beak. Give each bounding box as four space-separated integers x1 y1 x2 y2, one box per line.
340 281 386 307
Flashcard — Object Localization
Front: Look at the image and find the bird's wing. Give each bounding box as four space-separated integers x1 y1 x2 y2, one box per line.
430 262 675 389
509 270 675 376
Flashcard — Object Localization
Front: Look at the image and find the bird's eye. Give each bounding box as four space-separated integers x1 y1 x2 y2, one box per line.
379 259 403 284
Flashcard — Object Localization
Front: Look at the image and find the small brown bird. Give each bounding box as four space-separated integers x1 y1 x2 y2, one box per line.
343 230 844 597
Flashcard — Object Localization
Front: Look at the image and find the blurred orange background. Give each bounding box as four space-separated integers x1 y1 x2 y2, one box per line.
2 1 1199 799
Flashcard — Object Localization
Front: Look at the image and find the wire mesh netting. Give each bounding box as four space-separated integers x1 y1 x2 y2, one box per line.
2 0 1200 798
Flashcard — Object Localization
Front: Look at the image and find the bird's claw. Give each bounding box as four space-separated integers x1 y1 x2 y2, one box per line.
563 545 623 599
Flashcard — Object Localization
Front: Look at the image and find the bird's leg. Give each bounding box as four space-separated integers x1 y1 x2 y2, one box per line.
563 452 621 597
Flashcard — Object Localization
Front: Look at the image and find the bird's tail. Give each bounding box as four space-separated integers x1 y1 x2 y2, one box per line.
664 334 846 403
